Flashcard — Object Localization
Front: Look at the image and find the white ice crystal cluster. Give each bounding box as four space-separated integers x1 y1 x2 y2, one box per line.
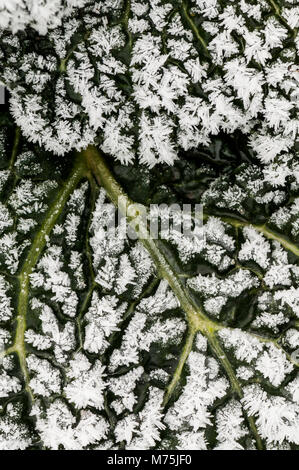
0 0 297 173
242 383 299 447
0 404 32 450
0 175 297 450
219 328 293 387
148 210 236 268
64 353 106 410
0 177 199 450
25 299 76 363
108 366 144 414
0 177 58 274
115 387 165 449
31 399 109 449
0 0 89 35
0 275 13 322
186 221 299 333
188 267 259 317
90 189 154 298
30 245 79 317
65 182 88 246
0 93 297 449
83 292 127 354
202 162 294 222
214 400 248 450
165 334 229 450
108 279 186 371
271 198 299 235
0 370 21 398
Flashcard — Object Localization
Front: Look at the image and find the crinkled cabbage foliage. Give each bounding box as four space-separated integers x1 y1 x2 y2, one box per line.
0 0 298 451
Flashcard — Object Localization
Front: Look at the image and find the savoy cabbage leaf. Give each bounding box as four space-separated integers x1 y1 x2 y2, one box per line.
0 0 298 452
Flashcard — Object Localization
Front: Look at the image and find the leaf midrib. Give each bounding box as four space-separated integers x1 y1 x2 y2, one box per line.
3 144 297 450
3 155 86 403
82 145 267 449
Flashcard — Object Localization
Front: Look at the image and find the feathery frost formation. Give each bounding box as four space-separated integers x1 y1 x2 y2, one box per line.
0 0 89 34
0 0 298 452
0 134 298 449
0 0 297 173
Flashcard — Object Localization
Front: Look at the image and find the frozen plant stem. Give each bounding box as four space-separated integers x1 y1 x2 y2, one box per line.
265 0 296 35
180 1 208 53
9 127 20 171
5 143 293 448
205 214 299 257
163 327 196 407
81 145 264 450
10 156 86 403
